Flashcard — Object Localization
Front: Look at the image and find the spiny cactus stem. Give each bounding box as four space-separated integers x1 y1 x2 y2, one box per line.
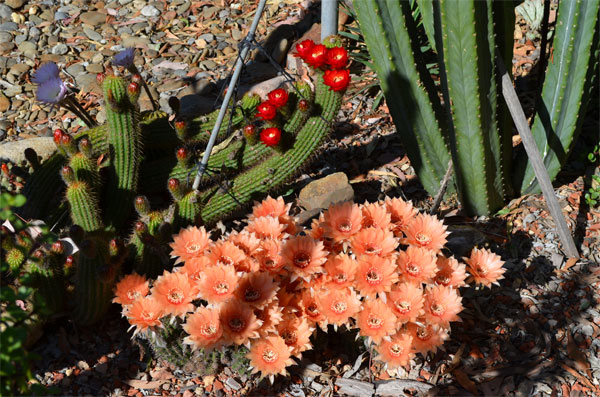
192 0 267 190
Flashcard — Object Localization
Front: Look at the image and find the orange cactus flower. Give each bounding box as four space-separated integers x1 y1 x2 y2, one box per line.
357 299 397 344
256 301 284 337
434 256 467 288
151 271 198 318
220 300 262 345
246 216 287 240
403 213 448 252
182 307 223 351
322 202 363 243
350 227 398 258
250 196 296 234
235 272 278 309
179 256 212 285
423 285 463 327
307 213 326 240
197 264 239 305
113 273 149 306
375 332 415 369
396 246 438 285
256 238 286 274
387 282 425 324
277 314 314 358
406 321 449 354
464 248 505 287
169 226 210 264
318 287 361 327
247 335 294 382
361 201 392 230
207 240 247 270
126 296 164 336
299 290 326 328
228 231 261 256
281 235 328 281
385 197 417 237
354 256 398 297
324 254 357 288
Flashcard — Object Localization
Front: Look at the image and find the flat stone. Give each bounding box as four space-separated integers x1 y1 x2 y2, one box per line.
374 380 434 396
8 63 29 75
0 42 15 55
0 137 56 165
51 43 69 55
86 63 104 74
122 35 149 48
83 27 102 42
298 172 354 211
0 95 9 112
54 11 69 21
66 63 84 76
224 378 241 391
141 5 160 17
79 11 105 26
0 32 12 44
0 22 18 31
17 40 36 54
5 0 26 10
0 4 12 19
335 378 374 397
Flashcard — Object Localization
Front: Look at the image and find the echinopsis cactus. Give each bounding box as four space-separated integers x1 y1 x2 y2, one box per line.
115 196 506 382
17 36 350 325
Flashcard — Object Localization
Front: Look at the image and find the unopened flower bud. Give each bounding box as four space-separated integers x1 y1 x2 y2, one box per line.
61 166 75 184
298 99 310 112
51 240 64 254
176 147 189 163
109 238 120 257
78 138 92 157
96 72 105 86
134 195 150 215
53 128 64 144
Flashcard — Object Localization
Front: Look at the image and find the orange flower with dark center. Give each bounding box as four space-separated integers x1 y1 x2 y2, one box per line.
464 248 505 287
435 256 467 287
257 238 286 274
169 226 210 264
319 287 361 327
228 231 261 256
220 300 262 345
350 227 398 258
207 241 246 269
403 213 448 252
324 254 357 288
152 271 198 318
277 314 314 358
423 285 463 327
113 273 149 306
247 336 294 382
396 246 438 284
387 282 424 324
126 296 164 336
355 256 398 297
256 301 284 337
357 299 397 344
182 307 223 351
323 202 362 243
375 332 414 369
249 196 296 234
299 290 326 328
281 235 328 281
197 264 239 305
180 256 211 285
235 272 278 309
406 321 449 354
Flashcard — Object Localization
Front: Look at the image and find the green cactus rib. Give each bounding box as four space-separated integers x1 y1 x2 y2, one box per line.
103 76 142 229
174 190 201 229
131 234 165 278
417 0 437 50
69 153 100 189
516 0 600 194
73 247 114 325
439 0 504 215
198 72 341 224
354 0 451 196
65 181 102 232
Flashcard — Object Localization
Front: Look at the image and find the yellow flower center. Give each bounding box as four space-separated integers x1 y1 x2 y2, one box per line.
262 348 279 363
201 324 217 336
167 288 184 304
185 241 202 254
338 219 352 233
365 268 382 285
415 232 431 246
431 302 446 316
294 252 311 269
416 325 431 341
228 317 245 332
406 262 421 276
332 300 347 314
395 300 411 314
390 343 404 357
367 314 383 329
213 282 230 295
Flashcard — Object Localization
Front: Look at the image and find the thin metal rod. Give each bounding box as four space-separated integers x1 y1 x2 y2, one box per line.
496 53 579 259
430 160 453 215
192 0 267 190
321 0 338 40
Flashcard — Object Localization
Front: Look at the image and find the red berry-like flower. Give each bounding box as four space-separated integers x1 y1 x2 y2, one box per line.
96 73 105 85
326 47 349 69
305 44 327 68
267 89 289 108
128 82 140 95
243 124 256 137
323 69 350 92
260 127 282 147
175 120 186 130
256 102 277 121
294 39 315 59
298 99 309 112
53 129 64 144
176 147 188 162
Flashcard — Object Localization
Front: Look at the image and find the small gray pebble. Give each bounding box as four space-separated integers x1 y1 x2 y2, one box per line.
14 34 26 45
141 5 160 17
0 22 18 32
0 31 11 43
54 11 69 20
51 43 68 55
28 26 40 38
0 4 12 20
118 0 132 4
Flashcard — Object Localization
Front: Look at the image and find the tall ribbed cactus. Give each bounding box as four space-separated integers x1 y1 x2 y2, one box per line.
355 0 599 215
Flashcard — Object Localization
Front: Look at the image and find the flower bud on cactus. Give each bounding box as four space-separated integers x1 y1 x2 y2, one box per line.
176 147 190 164
69 224 84 244
267 89 289 108
1 163 8 177
260 127 282 147
78 138 93 158
60 134 77 155
65 255 74 268
51 240 64 255
61 165 75 184
96 73 105 86
134 221 151 242
168 178 184 200
257 102 277 121
32 249 45 260
174 119 187 141
134 195 150 215
243 124 258 145
109 238 120 257
127 81 141 103
53 128 64 144
131 74 142 85
298 99 310 112
305 44 327 68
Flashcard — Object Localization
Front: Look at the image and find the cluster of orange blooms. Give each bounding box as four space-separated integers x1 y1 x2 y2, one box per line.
113 196 505 381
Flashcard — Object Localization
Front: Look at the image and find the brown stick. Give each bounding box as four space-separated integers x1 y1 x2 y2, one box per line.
496 53 579 259
430 159 453 215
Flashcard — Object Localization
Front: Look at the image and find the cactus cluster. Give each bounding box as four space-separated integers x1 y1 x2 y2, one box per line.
16 37 346 325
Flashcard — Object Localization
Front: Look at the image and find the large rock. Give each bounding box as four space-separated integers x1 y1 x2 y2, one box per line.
374 379 434 396
79 11 106 26
335 378 374 397
298 172 354 211
0 137 57 165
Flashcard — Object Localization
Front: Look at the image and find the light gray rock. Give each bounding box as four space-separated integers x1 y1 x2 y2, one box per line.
5 0 26 10
0 32 11 43
335 378 374 397
141 5 160 17
0 4 12 20
0 22 18 32
83 27 102 42
79 11 105 26
0 137 56 165
374 380 434 396
298 172 354 211
51 43 68 55
224 378 241 391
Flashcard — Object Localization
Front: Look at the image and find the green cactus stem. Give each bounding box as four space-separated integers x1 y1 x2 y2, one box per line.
65 181 102 232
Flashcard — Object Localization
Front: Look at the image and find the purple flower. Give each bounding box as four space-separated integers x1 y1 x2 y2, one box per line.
36 77 67 105
32 62 60 85
112 47 135 68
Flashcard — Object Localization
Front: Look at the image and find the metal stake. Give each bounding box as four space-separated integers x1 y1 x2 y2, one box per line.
321 0 339 40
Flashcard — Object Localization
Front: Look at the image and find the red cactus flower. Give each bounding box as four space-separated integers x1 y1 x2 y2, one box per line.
267 89 289 108
305 44 327 68
260 128 281 147
323 69 350 92
294 39 315 59
326 47 349 69
256 102 277 121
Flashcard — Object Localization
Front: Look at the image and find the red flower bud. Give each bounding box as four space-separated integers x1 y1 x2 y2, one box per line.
65 255 74 268
51 240 64 254
256 102 277 121
128 81 140 95
176 147 189 162
131 74 142 84
243 124 257 137
96 72 105 85
267 88 289 108
53 129 64 144
326 47 349 69
294 39 315 59
323 69 351 92
305 44 327 68
1 163 8 177
175 120 186 130
260 127 282 147
60 134 72 146
168 178 180 191
298 99 310 112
